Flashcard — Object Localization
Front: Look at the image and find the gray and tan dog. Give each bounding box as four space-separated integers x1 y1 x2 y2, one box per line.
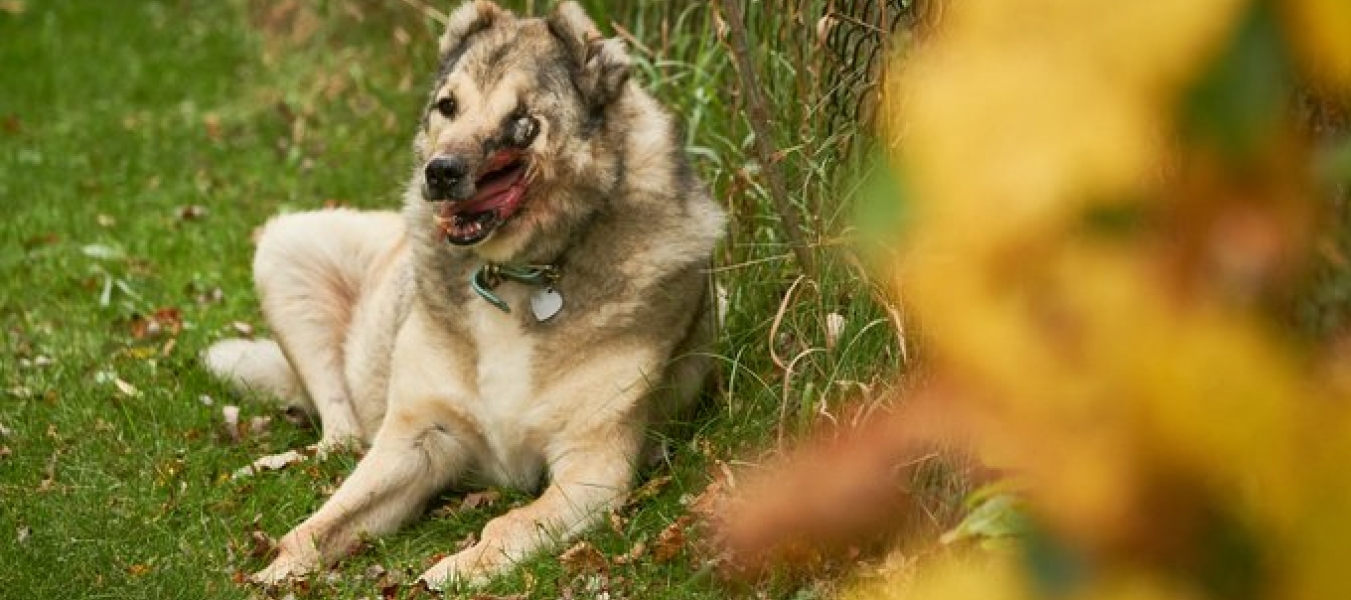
204 0 724 588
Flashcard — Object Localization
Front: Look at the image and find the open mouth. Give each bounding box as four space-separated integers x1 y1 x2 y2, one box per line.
433 151 531 246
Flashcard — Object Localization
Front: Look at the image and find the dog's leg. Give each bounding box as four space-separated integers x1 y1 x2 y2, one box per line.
419 429 641 589
252 210 400 453
253 411 470 584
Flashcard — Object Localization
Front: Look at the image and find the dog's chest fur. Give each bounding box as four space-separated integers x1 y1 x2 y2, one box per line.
387 275 584 491
461 285 545 486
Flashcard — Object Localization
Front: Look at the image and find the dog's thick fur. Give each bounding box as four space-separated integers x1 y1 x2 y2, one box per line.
203 1 724 588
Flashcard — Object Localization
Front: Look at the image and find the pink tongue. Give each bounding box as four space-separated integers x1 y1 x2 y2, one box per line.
456 167 523 213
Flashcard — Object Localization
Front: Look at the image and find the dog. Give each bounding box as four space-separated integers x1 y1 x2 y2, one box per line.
203 0 724 589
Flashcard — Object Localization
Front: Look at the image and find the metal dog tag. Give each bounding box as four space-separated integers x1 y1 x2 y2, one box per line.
530 287 563 322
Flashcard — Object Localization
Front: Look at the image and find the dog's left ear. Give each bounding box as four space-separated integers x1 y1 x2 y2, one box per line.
546 1 631 109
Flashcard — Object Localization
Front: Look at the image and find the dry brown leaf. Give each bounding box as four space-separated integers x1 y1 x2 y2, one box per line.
558 541 607 574
653 516 694 563
127 564 151 577
203 113 221 142
608 511 628 535
130 307 183 341
178 205 209 220
460 489 501 511
248 528 276 560
0 1 25 15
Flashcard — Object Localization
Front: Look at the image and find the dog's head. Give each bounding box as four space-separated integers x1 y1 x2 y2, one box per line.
415 1 632 255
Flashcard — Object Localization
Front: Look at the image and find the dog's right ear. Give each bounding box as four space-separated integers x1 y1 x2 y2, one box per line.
438 1 507 62
546 1 631 109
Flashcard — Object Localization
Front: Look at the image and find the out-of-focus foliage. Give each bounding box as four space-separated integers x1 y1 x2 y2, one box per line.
848 0 1351 598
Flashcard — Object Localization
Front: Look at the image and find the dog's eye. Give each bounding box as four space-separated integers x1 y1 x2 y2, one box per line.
435 97 457 119
511 115 539 147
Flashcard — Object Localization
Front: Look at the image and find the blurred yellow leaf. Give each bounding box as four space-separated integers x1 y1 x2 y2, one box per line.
1282 0 1351 87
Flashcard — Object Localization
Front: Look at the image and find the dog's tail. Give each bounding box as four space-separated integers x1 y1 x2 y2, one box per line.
203 338 311 413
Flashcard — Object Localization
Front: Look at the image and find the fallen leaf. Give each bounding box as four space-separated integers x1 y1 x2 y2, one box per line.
0 1 25 15
612 540 647 565
231 321 255 338
282 406 311 427
608 511 628 535
221 405 242 442
559 541 607 574
178 205 209 220
127 564 151 577
0 446 11 459
130 307 183 341
653 516 694 563
81 243 125 261
30 355 53 368
113 377 139 398
249 416 272 436
233 450 307 479
203 113 222 142
195 286 224 305
20 233 57 250
461 489 501 511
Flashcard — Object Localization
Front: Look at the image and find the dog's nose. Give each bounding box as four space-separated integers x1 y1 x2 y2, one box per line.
424 156 469 199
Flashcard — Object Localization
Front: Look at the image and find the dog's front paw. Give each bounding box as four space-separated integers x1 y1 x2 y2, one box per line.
313 434 364 461
417 545 506 591
250 552 319 587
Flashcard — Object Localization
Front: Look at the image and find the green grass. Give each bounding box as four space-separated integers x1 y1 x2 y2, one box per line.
0 1 908 598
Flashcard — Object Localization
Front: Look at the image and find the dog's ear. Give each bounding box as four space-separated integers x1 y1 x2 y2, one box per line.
546 1 631 109
439 1 508 62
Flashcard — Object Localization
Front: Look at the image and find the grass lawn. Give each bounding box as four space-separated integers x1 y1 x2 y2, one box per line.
0 1 907 598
